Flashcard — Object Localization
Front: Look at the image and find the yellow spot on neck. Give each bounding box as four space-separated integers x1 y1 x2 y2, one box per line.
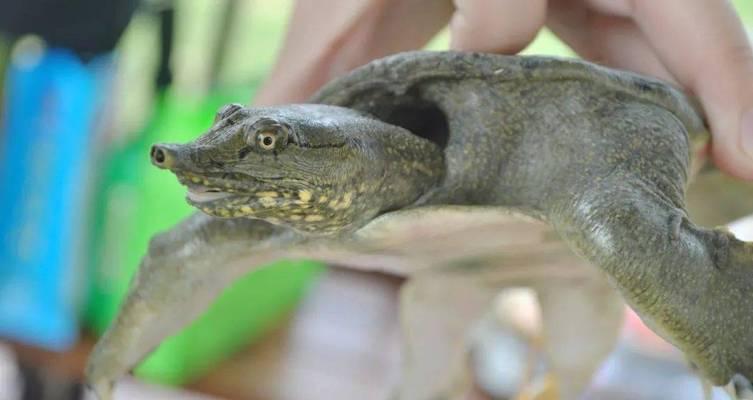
258 197 276 207
318 195 328 203
327 192 354 210
298 190 312 202
304 214 324 222
240 205 253 213
341 192 353 208
256 191 278 198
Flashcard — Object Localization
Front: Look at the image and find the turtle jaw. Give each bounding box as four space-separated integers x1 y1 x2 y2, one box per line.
173 170 285 218
184 184 250 218
174 169 380 234
186 185 236 203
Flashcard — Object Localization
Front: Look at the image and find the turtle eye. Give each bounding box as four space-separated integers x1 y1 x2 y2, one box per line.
245 119 289 152
214 103 243 123
257 131 278 150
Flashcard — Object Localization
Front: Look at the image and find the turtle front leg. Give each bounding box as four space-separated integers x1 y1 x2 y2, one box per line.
85 213 302 400
552 181 753 388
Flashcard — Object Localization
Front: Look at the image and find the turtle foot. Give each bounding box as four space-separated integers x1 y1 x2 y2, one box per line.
659 229 753 388
670 233 753 387
554 184 753 389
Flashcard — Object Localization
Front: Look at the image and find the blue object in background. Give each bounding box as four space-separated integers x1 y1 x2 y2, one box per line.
0 46 112 350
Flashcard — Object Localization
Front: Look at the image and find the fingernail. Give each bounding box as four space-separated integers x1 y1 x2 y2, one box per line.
742 108 753 158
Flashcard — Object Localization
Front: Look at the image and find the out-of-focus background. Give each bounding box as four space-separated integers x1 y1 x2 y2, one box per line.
0 1 751 399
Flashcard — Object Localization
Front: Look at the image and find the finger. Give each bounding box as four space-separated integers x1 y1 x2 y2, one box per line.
254 0 381 105
547 3 674 82
450 0 548 53
254 0 452 106
583 0 633 17
339 0 455 62
627 0 753 179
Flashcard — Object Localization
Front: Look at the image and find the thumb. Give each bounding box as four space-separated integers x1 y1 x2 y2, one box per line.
706 46 753 180
628 0 753 179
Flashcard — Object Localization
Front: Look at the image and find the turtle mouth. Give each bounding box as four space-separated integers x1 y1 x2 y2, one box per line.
186 184 236 204
173 171 287 211
174 171 256 206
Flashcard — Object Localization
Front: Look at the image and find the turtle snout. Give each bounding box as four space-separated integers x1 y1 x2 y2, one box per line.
150 143 179 169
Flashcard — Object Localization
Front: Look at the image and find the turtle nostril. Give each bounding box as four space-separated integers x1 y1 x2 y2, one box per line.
150 144 173 168
154 148 165 163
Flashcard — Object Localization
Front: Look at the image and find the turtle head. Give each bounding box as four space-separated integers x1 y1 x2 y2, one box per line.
151 103 444 234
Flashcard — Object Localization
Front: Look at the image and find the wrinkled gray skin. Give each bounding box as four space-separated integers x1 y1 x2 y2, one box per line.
86 51 753 400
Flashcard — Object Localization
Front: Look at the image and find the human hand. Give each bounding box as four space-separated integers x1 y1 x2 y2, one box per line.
451 0 753 179
254 0 753 179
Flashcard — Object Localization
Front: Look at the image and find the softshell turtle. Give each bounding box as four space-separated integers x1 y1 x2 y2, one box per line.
86 51 753 400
